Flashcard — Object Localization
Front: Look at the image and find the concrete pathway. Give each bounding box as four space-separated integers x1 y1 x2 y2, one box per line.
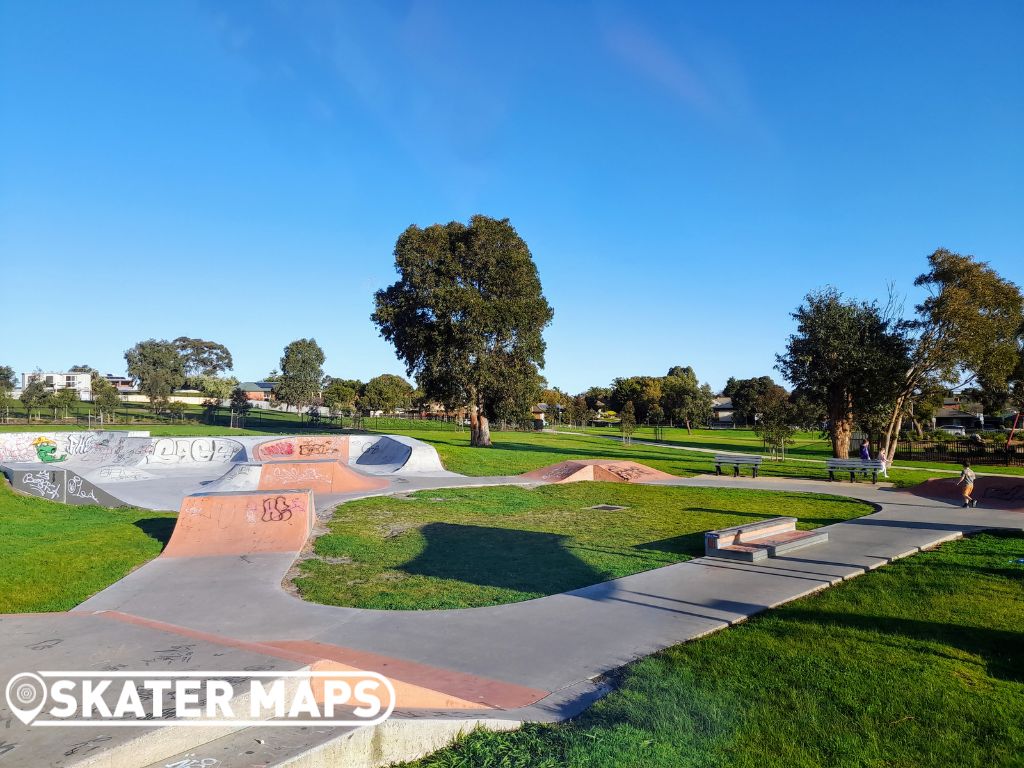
2 475 1022 766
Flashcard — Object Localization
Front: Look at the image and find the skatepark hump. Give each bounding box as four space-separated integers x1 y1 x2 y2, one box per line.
521 459 675 484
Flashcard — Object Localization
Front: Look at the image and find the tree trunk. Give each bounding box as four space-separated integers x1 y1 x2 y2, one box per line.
684 419 692 435
828 390 853 458
880 394 907 463
468 391 492 447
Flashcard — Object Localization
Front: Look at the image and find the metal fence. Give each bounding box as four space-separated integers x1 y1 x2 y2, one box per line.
892 439 1024 467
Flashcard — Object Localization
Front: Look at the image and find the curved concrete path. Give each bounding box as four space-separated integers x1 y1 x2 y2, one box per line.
2 466 1022 766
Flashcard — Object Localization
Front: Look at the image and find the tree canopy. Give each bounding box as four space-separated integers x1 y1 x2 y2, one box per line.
776 288 910 458
275 338 325 416
174 337 234 377
361 374 414 414
372 215 553 446
124 339 187 410
874 249 1024 456
323 379 360 416
725 376 786 427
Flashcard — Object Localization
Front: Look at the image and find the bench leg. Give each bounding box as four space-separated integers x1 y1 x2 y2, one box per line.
753 466 759 478
733 465 739 478
848 471 856 482
829 470 836 482
872 470 877 484
715 465 722 476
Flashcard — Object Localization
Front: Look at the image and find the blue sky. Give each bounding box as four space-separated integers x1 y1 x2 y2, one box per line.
2 2 1022 393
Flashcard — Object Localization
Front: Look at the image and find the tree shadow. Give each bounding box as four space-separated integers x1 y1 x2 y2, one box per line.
633 532 706 558
400 523 607 594
133 517 175 548
778 607 1024 684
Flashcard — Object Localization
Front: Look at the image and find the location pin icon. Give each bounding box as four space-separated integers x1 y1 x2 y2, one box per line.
5 673 47 725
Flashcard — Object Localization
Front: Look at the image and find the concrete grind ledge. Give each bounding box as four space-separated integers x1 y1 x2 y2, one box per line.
140 717 523 768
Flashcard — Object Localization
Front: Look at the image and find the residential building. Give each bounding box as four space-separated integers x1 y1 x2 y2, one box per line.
22 371 93 401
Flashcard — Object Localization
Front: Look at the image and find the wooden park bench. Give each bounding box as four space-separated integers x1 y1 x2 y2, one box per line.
826 458 886 483
714 454 763 478
704 517 828 562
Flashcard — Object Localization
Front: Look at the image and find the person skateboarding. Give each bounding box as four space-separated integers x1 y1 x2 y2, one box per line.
956 462 978 508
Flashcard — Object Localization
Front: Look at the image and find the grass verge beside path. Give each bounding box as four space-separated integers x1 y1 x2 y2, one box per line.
0 483 175 613
402 531 1024 768
294 483 874 609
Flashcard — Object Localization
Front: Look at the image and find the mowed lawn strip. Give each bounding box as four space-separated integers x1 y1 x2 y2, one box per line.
294 483 874 610
0 483 175 613
401 531 1024 768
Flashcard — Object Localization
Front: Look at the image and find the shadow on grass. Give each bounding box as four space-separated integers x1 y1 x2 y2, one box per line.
633 532 706 557
133 517 176 548
779 607 1024 684
401 522 606 594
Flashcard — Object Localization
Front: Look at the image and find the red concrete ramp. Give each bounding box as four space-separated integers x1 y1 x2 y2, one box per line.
906 476 1024 510
258 460 388 495
164 489 315 557
522 459 675 484
253 436 349 463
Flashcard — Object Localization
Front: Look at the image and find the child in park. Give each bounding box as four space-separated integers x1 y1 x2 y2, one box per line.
956 462 977 508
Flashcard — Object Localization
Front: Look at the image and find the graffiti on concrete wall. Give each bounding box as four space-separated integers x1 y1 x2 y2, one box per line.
66 475 98 503
257 441 294 458
146 438 242 465
32 437 68 463
254 437 345 462
261 495 303 522
263 465 328 485
22 471 62 500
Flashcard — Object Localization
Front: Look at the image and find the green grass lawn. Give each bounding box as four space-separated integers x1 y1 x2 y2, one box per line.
576 424 1024 478
294 483 874 609
0 483 175 612
402 531 1024 768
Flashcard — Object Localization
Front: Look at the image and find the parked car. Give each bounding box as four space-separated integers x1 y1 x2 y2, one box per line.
937 426 967 437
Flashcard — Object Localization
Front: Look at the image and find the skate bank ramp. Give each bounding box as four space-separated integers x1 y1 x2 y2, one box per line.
163 489 315 557
206 459 389 495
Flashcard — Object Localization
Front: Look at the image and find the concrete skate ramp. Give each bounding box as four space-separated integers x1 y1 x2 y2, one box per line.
2 465 128 506
75 435 245 467
349 434 451 475
0 430 150 464
254 434 451 475
260 459 389 494
206 460 389 495
521 459 675 484
253 436 348 462
906 476 1024 510
164 489 315 557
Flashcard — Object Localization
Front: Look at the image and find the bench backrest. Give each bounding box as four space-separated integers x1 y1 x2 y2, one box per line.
826 459 885 469
714 455 763 464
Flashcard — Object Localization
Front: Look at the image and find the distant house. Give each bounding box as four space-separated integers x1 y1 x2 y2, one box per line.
239 381 276 402
531 403 548 428
22 371 93 401
104 374 135 393
712 396 734 427
933 401 984 431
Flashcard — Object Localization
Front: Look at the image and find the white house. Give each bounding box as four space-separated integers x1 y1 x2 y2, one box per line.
22 371 94 401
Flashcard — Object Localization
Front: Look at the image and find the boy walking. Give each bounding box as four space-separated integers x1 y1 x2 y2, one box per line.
956 462 978 508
